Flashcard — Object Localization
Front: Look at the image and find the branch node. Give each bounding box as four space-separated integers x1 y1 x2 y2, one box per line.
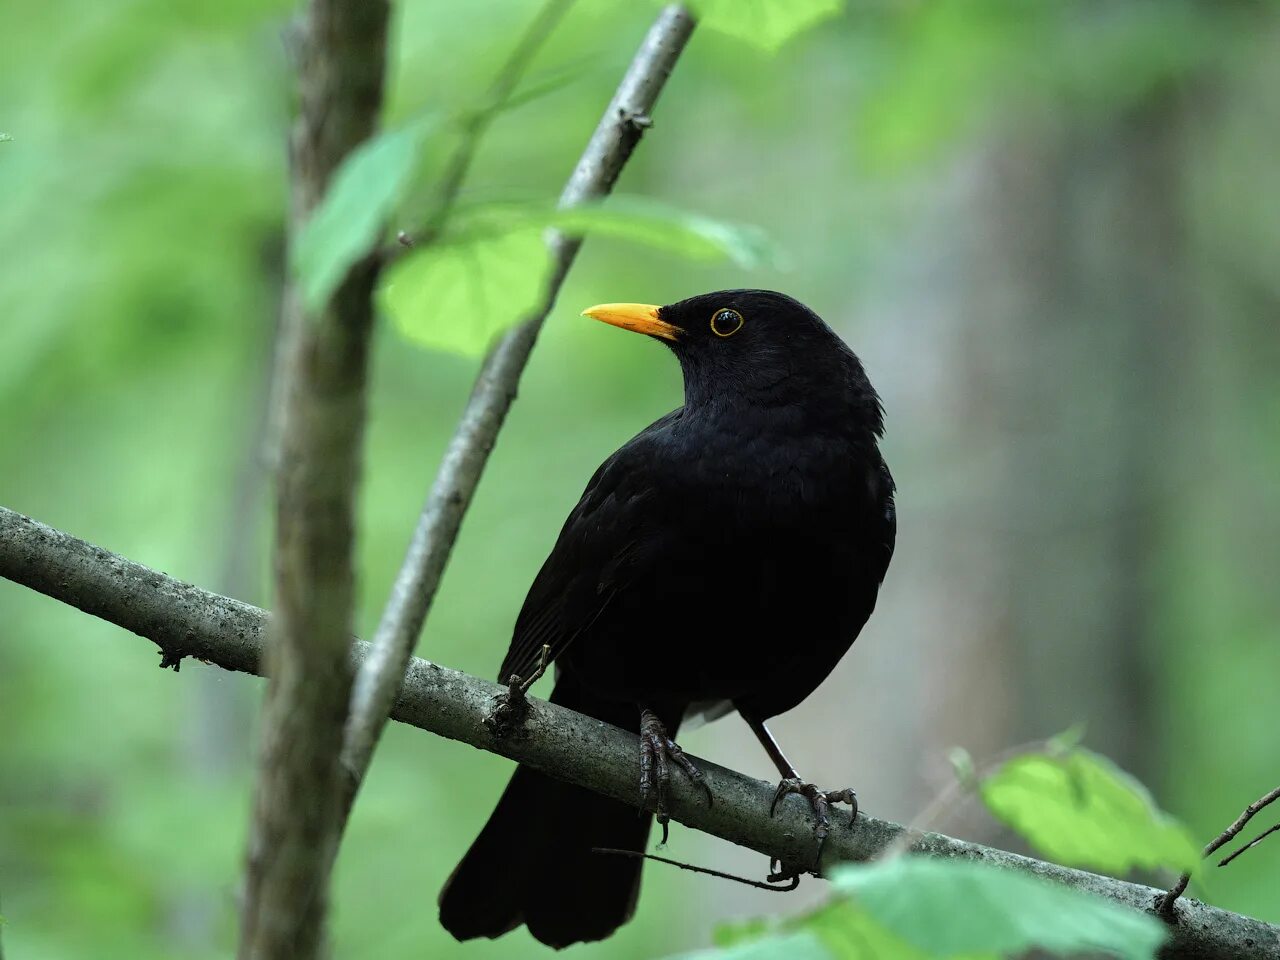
619 107 653 132
1156 887 1185 923
484 643 550 740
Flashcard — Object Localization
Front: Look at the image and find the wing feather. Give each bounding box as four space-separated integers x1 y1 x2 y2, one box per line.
497 410 680 683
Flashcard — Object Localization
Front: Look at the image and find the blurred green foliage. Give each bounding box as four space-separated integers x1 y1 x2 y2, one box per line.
683 0 844 53
2 0 1278 958
295 115 437 310
980 746 1202 877
688 858 1166 960
686 743 1191 960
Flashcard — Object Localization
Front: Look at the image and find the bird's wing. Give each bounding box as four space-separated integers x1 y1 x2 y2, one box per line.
498 411 680 684
871 457 897 585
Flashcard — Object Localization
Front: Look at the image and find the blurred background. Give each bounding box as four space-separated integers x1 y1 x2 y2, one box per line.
2 0 1278 957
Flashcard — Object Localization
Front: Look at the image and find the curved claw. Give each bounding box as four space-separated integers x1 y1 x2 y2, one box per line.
638 708 713 841
770 777 802 818
768 778 859 867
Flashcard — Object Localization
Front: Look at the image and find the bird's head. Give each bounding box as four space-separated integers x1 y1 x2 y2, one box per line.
582 289 883 433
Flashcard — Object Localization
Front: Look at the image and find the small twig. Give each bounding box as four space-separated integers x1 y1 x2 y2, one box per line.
592 848 799 892
483 643 551 739
1199 785 1280 859
1218 821 1280 868
512 642 552 695
398 0 576 249
1159 783 1280 917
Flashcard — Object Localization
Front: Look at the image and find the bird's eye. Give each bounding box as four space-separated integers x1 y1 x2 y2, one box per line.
710 308 744 338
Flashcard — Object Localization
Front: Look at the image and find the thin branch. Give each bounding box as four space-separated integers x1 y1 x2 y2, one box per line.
3 506 1279 960
404 0 577 249
1200 784 1280 858
237 1 390 958
592 848 800 892
1159 783 1280 917
339 3 696 820
1218 822 1280 868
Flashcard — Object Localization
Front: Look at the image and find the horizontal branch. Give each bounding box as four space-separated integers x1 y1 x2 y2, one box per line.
2 504 1277 960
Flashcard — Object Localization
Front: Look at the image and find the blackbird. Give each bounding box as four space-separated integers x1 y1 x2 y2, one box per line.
438 289 896 948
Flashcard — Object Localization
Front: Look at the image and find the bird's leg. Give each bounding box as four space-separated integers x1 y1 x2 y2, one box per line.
744 714 858 869
638 707 713 844
484 644 551 739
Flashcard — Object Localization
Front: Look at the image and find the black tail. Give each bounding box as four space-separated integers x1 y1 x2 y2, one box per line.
438 676 666 948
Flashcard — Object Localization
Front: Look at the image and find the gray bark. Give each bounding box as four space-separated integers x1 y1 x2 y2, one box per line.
237 1 390 957
2 505 1276 960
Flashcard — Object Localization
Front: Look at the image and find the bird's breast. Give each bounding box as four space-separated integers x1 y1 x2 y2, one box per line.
558 411 887 706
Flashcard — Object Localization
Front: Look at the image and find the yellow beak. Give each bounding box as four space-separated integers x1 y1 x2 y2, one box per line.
581 302 680 341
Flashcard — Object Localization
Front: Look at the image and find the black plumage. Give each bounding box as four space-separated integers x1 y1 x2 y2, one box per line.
439 290 896 948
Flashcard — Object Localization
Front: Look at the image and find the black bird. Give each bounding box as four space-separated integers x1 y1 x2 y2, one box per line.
438 290 896 948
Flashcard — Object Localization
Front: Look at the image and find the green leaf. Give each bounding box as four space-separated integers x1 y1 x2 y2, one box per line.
980 748 1201 876
804 901 978 959
671 931 832 960
0 133 13 142
379 194 776 355
713 918 777 947
293 116 435 311
688 0 844 53
686 857 1163 960
449 195 777 268
552 197 777 269
380 227 549 355
832 857 1166 959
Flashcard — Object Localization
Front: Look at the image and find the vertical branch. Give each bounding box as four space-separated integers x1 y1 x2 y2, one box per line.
237 2 390 958
411 0 578 248
339 3 696 818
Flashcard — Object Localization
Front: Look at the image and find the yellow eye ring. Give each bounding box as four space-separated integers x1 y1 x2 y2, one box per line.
710 308 744 337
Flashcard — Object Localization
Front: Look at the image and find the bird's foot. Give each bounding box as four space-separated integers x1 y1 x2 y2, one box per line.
484 644 551 740
639 708 713 844
770 778 858 866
